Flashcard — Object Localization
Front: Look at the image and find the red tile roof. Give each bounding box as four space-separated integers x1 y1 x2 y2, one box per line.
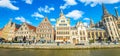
15 28 19 31
26 23 36 32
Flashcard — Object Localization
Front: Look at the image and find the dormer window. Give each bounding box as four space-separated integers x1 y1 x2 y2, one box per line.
25 27 27 30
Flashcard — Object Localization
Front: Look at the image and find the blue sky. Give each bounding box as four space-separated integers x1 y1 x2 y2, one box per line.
0 0 120 28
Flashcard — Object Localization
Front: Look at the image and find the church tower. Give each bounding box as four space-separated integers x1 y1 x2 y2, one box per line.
102 4 119 42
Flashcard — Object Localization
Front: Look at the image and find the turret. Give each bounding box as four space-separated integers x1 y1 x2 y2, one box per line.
8 18 12 25
102 4 110 16
76 21 82 27
115 8 119 19
60 9 64 17
89 18 94 28
67 18 70 24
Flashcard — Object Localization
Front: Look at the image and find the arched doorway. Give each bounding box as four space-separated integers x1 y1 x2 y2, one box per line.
73 38 77 44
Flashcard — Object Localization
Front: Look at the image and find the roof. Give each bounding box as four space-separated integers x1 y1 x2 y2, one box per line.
71 27 77 30
12 23 21 31
39 17 51 26
26 23 36 32
15 24 21 29
87 28 105 31
15 23 21 31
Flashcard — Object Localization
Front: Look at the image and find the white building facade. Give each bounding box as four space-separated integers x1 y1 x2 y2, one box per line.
71 22 89 45
55 10 71 43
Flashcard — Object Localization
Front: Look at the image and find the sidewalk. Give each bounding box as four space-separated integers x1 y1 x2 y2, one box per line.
0 43 120 49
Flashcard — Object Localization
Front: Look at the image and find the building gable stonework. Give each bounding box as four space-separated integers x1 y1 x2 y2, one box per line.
15 22 37 41
36 17 54 43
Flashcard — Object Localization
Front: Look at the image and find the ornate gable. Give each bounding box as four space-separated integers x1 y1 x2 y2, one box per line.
17 22 36 32
37 17 53 29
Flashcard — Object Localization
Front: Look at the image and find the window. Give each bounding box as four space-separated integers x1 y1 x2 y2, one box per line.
84 37 86 40
59 24 67 26
76 32 77 35
118 24 120 28
80 31 82 35
83 31 85 35
106 18 109 22
50 34 51 38
21 28 23 30
72 32 74 35
25 27 27 30
61 20 65 22
110 18 113 21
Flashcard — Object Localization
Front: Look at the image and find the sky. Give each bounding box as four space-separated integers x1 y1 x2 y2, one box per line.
0 0 120 28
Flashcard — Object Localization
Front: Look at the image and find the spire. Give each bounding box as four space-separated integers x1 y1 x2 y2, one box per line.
76 21 80 27
12 23 15 27
60 9 64 17
102 3 109 15
8 18 12 25
76 21 82 27
90 18 94 24
115 8 119 18
90 18 94 28
9 18 12 23
6 18 13 27
67 18 70 24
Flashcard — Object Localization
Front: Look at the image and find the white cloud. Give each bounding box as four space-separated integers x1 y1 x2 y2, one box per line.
83 18 90 20
31 12 44 20
60 0 77 9
15 16 31 24
115 6 120 9
38 5 55 13
66 10 84 20
50 18 56 21
23 0 33 4
79 0 120 7
0 0 19 10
